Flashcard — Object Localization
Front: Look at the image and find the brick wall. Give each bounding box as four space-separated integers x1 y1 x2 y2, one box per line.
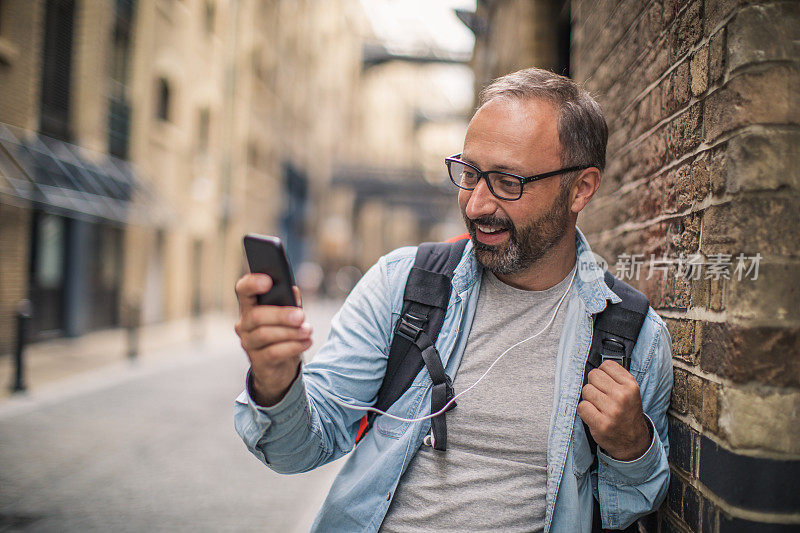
469 0 799 529
0 1 42 356
572 0 800 530
0 203 32 357
0 0 45 131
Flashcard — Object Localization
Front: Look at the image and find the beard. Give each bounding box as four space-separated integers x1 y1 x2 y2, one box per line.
462 186 572 275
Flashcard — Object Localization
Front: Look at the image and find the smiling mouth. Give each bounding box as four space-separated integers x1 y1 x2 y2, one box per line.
475 224 507 234
472 222 511 245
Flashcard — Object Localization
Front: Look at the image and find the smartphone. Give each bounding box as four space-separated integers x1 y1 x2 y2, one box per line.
243 234 297 306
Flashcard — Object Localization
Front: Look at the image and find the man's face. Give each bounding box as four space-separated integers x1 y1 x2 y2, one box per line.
458 97 573 275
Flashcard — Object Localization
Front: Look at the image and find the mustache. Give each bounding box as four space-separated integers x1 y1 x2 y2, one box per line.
467 215 513 231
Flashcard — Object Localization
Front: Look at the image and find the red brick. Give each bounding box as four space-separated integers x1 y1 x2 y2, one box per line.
704 0 737 37
641 0 665 49
709 277 726 312
690 44 709 96
672 366 689 414
660 265 693 310
675 162 693 212
666 103 702 161
688 373 703 421
663 60 691 117
690 278 711 309
708 28 727 84
690 151 711 200
707 144 728 196
665 212 701 255
629 128 669 180
702 380 720 433
700 323 800 387
665 318 698 362
671 0 702 61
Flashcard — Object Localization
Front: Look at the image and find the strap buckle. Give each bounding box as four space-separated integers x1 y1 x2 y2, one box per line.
396 313 427 343
600 338 627 368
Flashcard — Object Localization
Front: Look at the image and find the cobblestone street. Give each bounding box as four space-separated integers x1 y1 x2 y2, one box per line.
0 299 344 532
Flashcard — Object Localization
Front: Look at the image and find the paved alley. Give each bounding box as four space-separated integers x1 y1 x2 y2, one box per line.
0 299 345 532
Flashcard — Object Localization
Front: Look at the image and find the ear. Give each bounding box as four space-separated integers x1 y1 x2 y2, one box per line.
569 167 601 214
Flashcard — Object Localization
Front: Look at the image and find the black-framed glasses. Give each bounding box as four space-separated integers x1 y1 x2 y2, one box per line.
445 154 592 201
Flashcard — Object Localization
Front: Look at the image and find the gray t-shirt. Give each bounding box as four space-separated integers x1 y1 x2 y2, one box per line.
380 266 574 533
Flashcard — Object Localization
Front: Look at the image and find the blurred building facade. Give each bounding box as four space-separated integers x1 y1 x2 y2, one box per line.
0 0 151 352
462 0 799 531
0 0 474 353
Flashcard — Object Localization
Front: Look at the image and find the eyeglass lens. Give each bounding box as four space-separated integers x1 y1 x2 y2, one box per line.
448 160 522 199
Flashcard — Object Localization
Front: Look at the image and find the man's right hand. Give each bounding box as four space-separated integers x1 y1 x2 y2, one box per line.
234 273 313 407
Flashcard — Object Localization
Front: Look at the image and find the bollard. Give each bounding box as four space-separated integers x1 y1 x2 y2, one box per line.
126 302 140 361
12 299 32 393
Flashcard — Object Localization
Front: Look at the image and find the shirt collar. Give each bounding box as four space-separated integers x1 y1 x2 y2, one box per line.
452 227 621 314
573 226 621 314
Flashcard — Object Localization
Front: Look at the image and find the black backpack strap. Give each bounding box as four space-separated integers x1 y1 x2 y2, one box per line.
584 270 650 455
586 271 650 532
360 238 468 449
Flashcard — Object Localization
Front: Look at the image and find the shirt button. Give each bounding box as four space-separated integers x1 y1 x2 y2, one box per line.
386 492 392 501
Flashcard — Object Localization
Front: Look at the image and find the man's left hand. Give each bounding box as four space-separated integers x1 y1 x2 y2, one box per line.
577 360 651 461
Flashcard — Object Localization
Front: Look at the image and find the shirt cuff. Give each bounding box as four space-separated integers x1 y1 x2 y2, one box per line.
234 366 307 431
597 413 661 485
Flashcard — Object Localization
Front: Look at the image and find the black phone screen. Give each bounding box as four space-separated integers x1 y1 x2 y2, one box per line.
243 234 297 306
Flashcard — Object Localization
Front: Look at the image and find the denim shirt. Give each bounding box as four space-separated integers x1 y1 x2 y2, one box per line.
235 228 673 532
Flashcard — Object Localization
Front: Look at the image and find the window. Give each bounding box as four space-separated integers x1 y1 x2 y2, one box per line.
156 77 171 121
197 107 210 152
108 0 134 158
39 0 75 140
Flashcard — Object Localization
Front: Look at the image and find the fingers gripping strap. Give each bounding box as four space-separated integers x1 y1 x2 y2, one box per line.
584 272 650 457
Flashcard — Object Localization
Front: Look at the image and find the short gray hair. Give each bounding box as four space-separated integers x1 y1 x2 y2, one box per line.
477 68 608 172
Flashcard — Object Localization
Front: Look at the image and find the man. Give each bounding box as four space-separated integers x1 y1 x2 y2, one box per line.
234 68 672 532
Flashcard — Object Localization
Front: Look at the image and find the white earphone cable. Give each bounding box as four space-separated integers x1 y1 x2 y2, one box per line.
313 267 577 424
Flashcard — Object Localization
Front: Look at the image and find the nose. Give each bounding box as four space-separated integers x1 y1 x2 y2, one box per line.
463 177 498 220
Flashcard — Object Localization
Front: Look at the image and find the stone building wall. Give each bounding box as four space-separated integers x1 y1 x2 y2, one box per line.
572 1 799 530
470 0 799 530
0 0 43 355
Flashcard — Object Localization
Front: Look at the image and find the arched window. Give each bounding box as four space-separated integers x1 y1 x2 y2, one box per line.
156 77 171 121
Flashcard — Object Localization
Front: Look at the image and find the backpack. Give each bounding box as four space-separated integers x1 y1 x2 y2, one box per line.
355 238 649 530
